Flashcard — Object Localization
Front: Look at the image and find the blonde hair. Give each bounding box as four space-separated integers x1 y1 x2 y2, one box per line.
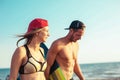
16 29 42 47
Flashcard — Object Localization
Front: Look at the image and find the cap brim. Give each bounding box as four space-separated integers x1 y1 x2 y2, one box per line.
64 28 69 30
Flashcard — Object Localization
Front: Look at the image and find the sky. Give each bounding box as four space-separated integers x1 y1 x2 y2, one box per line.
0 0 120 68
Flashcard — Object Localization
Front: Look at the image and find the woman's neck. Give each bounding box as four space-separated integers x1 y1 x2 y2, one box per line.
28 39 41 51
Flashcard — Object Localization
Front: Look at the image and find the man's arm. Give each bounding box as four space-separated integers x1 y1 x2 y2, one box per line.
74 60 85 80
45 41 59 80
74 43 85 80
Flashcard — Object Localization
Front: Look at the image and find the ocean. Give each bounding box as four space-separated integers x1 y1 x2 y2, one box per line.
0 62 120 80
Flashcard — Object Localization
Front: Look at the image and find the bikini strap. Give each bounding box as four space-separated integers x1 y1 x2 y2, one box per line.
24 45 31 58
39 49 45 59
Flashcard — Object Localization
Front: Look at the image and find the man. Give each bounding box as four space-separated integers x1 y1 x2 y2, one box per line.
45 20 85 80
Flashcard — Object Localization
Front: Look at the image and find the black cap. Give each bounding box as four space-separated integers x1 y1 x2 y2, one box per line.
65 20 85 30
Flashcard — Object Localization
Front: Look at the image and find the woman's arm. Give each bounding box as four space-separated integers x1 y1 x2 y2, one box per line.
9 47 25 80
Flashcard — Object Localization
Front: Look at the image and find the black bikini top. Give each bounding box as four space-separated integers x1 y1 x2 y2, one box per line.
19 45 47 74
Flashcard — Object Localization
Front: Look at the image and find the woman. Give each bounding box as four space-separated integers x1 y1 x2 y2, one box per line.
9 18 49 80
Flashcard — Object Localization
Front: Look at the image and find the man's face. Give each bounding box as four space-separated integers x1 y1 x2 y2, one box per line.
71 29 85 42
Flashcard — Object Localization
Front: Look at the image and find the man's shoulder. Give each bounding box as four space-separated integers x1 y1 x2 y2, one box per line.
54 38 65 44
51 38 65 48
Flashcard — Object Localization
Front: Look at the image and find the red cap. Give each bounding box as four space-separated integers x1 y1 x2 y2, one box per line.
27 18 48 33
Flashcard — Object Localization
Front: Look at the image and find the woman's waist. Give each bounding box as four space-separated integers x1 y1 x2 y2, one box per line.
20 72 45 80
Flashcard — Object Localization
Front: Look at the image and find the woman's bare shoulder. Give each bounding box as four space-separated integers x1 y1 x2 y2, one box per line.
13 45 26 57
